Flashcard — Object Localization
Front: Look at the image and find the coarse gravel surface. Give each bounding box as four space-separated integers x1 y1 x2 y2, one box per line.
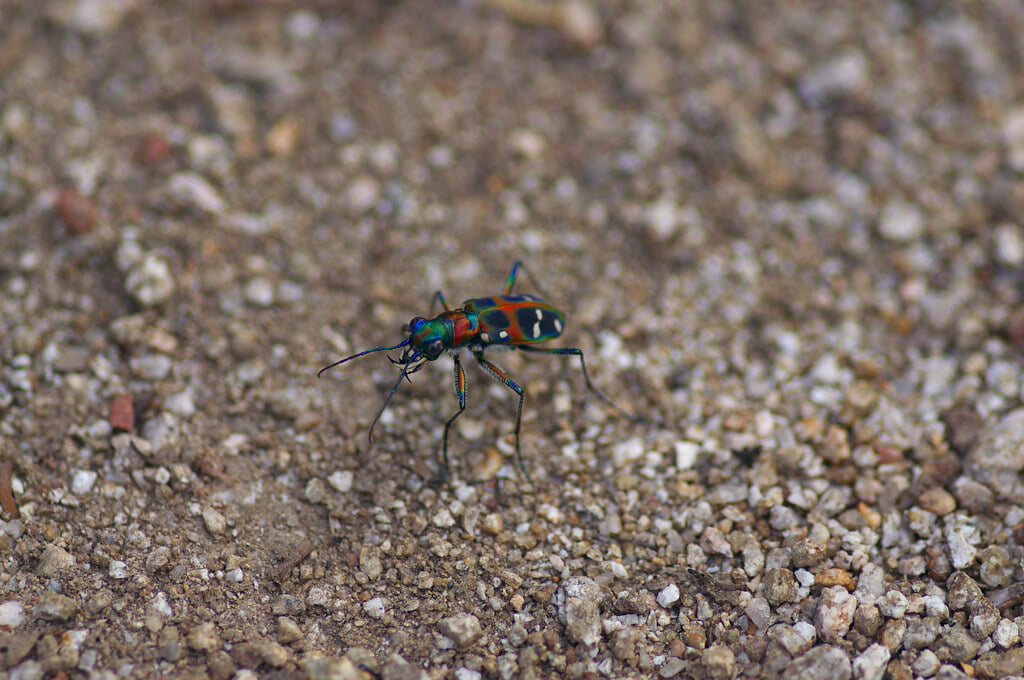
3 1 1024 679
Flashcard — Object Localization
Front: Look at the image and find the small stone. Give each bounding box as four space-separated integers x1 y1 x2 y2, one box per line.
346 175 380 213
947 571 983 611
481 513 503 534
69 469 97 495
125 255 175 307
438 613 482 649
55 187 98 234
851 644 889 680
879 618 907 651
657 584 680 608
918 487 956 515
146 546 172 572
785 644 852 680
557 577 602 647
994 618 1020 648
108 560 128 579
202 507 227 535
277 617 302 644
912 649 940 678
940 624 981 663
904 617 940 650
773 622 816 656
702 644 735 680
363 597 386 619
0 600 24 627
272 594 305 616
975 648 1024 679
359 547 382 580
167 172 226 214
327 470 353 493
382 653 428 680
37 544 77 577
877 200 924 242
946 522 978 570
304 478 327 505
969 408 1024 473
47 0 138 34
266 116 300 157
244 277 275 307
979 545 1014 587
815 586 857 644
109 394 135 431
187 621 221 653
35 592 78 622
877 590 908 618
763 568 798 605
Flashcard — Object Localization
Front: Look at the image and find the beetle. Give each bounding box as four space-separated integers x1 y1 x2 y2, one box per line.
318 262 633 481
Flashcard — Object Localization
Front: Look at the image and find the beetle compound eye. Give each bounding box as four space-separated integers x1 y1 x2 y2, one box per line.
424 339 444 356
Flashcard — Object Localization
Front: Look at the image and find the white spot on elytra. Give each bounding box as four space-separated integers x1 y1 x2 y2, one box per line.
532 321 541 337
481 333 490 343
535 309 543 320
554 319 563 333
498 330 509 339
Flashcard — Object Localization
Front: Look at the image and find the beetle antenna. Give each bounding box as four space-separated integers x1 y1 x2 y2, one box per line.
317 339 411 378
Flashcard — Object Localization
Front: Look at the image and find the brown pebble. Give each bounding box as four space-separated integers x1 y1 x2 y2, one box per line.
0 461 19 518
918 487 956 515
815 568 854 589
941 407 983 455
874 444 903 464
55 187 98 234
293 411 322 432
109 393 135 432
139 133 172 165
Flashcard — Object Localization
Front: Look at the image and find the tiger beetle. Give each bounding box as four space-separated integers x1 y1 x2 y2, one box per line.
318 261 636 483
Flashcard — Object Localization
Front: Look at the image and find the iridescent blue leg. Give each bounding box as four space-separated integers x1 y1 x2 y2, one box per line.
440 353 468 481
516 345 639 421
473 351 532 484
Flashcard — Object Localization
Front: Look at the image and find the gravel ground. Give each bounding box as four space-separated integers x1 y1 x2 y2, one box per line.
3 1 1024 679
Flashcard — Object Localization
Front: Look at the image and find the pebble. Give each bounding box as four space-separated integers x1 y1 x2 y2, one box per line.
815 586 857 644
557 577 602 647
702 644 735 680
244 277 275 307
167 172 226 214
763 568 798 605
35 592 78 622
346 175 380 213
130 353 172 380
851 644 889 680
109 394 135 431
108 560 128 579
877 200 925 242
125 255 175 307
187 621 221 653
37 545 77 577
54 187 98 234
993 618 1020 648
202 507 227 535
382 653 429 680
327 470 353 493
438 613 482 649
657 584 679 608
773 622 816 656
912 649 940 677
363 597 386 619
785 644 852 680
969 408 1024 473
904 617 940 650
0 600 24 627
277 616 302 644
945 521 978 569
917 487 956 515
47 0 138 34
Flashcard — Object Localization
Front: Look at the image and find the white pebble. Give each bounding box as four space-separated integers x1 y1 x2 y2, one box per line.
70 469 97 495
674 441 699 470
878 201 924 242
125 255 175 307
327 470 353 493
0 600 24 627
167 172 225 214
363 597 386 619
657 584 680 608
109 560 129 579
